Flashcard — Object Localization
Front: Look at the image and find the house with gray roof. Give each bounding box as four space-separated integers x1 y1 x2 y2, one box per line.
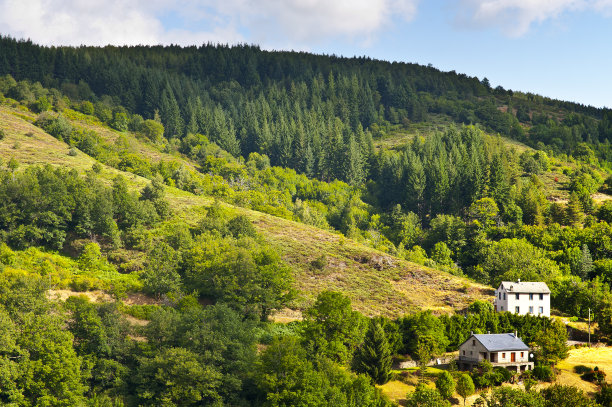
494 279 551 317
458 332 534 372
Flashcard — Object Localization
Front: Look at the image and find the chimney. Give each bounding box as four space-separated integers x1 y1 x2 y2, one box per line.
517 278 521 283
487 331 490 334
514 331 517 338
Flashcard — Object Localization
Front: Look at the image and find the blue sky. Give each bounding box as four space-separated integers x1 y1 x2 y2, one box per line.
1 0 611 108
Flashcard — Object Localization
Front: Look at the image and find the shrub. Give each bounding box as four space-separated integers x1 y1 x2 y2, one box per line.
574 365 592 374
0 128 5 140
68 147 78 156
581 367 606 384
226 215 257 238
311 254 328 270
533 364 555 381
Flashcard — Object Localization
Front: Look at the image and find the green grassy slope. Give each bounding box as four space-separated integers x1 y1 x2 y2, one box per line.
0 105 493 317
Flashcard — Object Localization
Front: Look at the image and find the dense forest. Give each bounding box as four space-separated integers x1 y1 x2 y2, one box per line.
2 37 612 405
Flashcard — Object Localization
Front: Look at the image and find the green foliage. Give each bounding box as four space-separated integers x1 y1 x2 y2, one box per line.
226 214 257 238
474 386 544 407
398 311 449 357
141 241 182 296
435 371 455 400
182 233 294 320
532 364 555 381
540 384 599 407
352 320 392 385
135 347 223 406
532 319 569 366
302 291 367 364
406 383 451 407
456 373 475 406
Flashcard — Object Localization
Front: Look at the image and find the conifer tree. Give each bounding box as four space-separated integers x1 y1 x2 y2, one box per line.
352 321 392 385
579 244 594 280
566 191 585 227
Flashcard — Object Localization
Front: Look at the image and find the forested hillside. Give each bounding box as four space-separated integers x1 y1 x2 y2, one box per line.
2 37 612 406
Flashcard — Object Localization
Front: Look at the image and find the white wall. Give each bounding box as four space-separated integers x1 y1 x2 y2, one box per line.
493 288 550 317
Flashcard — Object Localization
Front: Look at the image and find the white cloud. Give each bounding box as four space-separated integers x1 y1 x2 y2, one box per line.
0 0 419 47
455 0 594 37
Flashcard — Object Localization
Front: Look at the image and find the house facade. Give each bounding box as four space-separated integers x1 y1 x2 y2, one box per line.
494 280 550 317
458 333 533 372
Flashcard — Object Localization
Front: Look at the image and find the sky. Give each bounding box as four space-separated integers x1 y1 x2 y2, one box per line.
1 0 612 108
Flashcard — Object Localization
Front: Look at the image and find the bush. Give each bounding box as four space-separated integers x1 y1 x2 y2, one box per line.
68 147 78 156
226 215 257 238
311 254 328 270
574 365 592 374
0 128 5 140
533 364 555 381
581 367 606 384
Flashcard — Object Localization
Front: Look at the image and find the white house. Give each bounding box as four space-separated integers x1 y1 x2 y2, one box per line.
494 280 550 317
458 332 533 372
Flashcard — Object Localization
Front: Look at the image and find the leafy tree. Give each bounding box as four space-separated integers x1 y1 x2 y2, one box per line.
141 119 165 142
435 370 455 400
540 384 598 407
532 319 569 366
141 241 182 296
473 386 544 407
302 291 366 364
135 347 223 406
182 234 294 320
226 215 257 238
256 336 327 407
456 373 475 406
406 383 451 407
352 320 392 384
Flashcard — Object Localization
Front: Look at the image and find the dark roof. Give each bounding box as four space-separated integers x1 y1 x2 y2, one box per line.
469 333 530 351
499 281 550 294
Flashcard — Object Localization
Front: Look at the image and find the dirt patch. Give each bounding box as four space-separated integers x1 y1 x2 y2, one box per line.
47 289 113 303
123 292 162 306
270 308 303 323
124 314 149 326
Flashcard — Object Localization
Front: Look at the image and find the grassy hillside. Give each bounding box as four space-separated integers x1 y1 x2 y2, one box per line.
0 104 492 317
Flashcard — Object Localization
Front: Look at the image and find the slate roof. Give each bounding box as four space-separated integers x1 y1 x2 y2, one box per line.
499 281 550 294
470 333 530 351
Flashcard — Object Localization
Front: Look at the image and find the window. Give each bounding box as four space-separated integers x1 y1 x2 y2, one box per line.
515 306 520 313
463 350 465 355
502 353 505 358
499 292 502 300
529 293 534 300
521 352 524 358
472 340 475 346
470 351 473 355
501 306 504 311
539 293 544 300
539 307 544 314
515 293 520 300
503 293 506 300
529 306 534 314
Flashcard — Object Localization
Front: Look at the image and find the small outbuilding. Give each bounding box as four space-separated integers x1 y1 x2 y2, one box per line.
458 332 533 372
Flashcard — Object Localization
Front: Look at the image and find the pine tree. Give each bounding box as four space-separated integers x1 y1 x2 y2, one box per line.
579 244 594 280
160 86 184 138
352 321 392 385
565 191 585 227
